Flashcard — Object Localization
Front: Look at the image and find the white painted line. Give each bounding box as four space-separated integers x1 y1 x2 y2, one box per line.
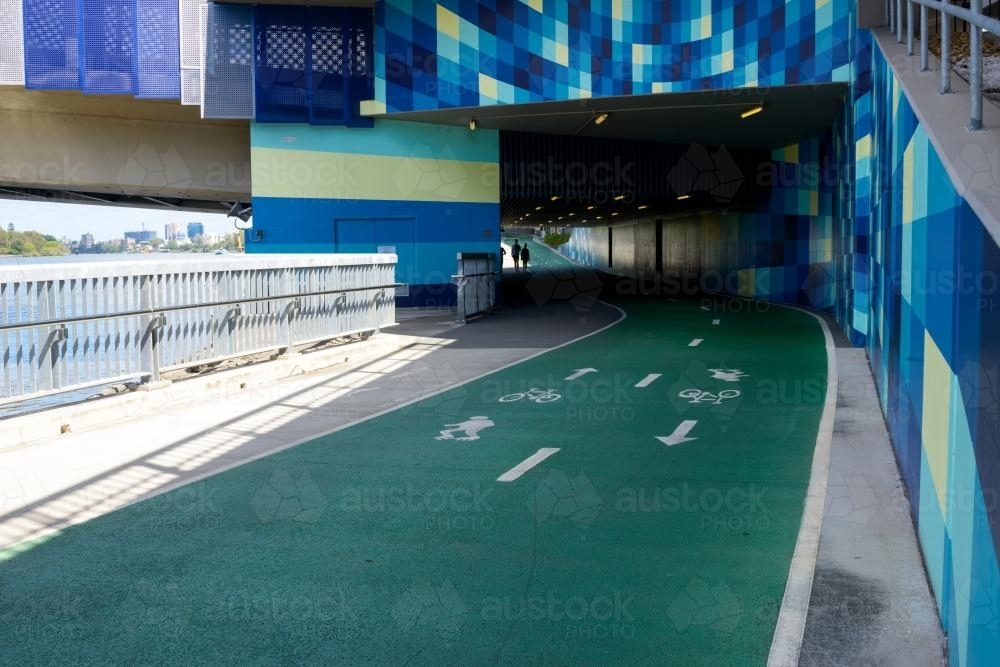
767 305 838 667
688 339 703 347
634 373 662 388
497 448 561 482
700 306 711 311
712 319 721 325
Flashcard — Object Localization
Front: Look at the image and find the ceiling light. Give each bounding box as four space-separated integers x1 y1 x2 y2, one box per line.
740 104 764 119
594 112 609 125
558 216 564 220
612 212 619 216
596 216 602 219
677 194 692 201
614 194 625 201
551 195 560 201
587 205 595 210
637 205 648 210
568 212 574 216
468 118 477 130
535 206 543 211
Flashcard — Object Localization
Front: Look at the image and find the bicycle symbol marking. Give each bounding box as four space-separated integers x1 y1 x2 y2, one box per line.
678 388 741 405
498 388 562 404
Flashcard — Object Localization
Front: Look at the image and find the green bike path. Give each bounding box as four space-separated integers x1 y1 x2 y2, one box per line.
0 250 829 665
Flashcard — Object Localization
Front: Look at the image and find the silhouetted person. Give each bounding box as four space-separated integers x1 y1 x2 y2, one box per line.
511 239 521 272
520 243 530 272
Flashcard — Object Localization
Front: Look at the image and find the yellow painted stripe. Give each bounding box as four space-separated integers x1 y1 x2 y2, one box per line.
251 147 500 203
922 331 952 517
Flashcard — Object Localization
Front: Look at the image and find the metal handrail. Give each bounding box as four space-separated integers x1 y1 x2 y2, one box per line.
893 0 1000 130
0 283 402 333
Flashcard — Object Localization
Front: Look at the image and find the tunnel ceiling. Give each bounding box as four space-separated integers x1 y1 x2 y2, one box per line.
377 84 847 150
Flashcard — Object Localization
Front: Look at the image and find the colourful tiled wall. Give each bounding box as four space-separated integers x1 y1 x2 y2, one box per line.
863 44 1000 667
371 0 853 113
248 119 501 306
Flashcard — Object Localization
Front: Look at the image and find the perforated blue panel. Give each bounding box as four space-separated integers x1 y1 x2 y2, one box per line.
253 6 373 126
23 0 80 89
202 3 253 118
80 0 134 93
135 0 180 98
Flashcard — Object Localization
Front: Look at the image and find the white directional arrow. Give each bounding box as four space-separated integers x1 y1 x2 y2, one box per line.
565 368 598 381
634 373 662 388
688 338 703 347
656 420 699 447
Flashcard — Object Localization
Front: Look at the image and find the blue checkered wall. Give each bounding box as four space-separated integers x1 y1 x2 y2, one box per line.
374 0 853 113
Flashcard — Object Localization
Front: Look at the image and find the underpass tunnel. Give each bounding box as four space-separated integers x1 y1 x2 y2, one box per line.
391 84 849 308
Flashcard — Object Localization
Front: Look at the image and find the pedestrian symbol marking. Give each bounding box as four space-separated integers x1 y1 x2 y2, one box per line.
498 448 561 482
435 416 495 441
656 420 699 447
707 369 747 382
635 374 662 388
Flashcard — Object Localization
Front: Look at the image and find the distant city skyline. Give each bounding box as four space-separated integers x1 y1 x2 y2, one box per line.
0 198 242 243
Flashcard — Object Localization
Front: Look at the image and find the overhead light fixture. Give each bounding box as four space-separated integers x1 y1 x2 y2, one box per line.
586 205 595 210
638 205 648 210
677 194 692 201
568 212 575 216
551 195 560 201
594 112 609 125
468 118 477 130
535 206 543 211
612 212 620 216
613 194 625 201
740 104 764 119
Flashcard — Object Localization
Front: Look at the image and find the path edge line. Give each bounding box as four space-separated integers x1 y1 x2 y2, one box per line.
766 305 838 667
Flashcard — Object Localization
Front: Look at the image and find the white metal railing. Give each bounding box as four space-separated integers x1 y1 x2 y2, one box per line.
0 254 397 405
891 0 1000 129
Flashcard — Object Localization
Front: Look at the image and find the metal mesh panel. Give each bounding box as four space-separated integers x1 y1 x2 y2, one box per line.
252 6 373 126
80 0 135 94
179 0 205 104
135 0 180 97
201 3 253 118
254 6 309 123
23 0 79 89
0 0 25 85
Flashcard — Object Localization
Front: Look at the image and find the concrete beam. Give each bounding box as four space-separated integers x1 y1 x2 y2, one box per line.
0 89 251 203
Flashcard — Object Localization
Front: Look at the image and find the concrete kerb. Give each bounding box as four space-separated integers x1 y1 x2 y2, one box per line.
0 333 409 450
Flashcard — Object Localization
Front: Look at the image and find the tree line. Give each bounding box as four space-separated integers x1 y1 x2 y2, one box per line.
0 229 70 256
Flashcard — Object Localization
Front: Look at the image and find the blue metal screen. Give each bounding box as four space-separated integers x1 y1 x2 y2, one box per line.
254 6 373 126
23 0 79 89
23 0 180 97
80 0 134 93
202 3 253 118
135 0 180 98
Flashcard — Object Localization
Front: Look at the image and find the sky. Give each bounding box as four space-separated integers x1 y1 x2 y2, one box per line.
0 199 240 243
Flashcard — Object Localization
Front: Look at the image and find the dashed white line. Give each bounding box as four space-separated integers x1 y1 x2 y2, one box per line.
497 448 561 482
688 338 703 347
634 373 662 388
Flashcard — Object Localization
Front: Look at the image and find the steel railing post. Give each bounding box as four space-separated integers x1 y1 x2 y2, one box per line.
907 0 915 54
920 4 929 70
970 0 984 130
138 275 161 383
897 0 904 41
941 1 952 92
